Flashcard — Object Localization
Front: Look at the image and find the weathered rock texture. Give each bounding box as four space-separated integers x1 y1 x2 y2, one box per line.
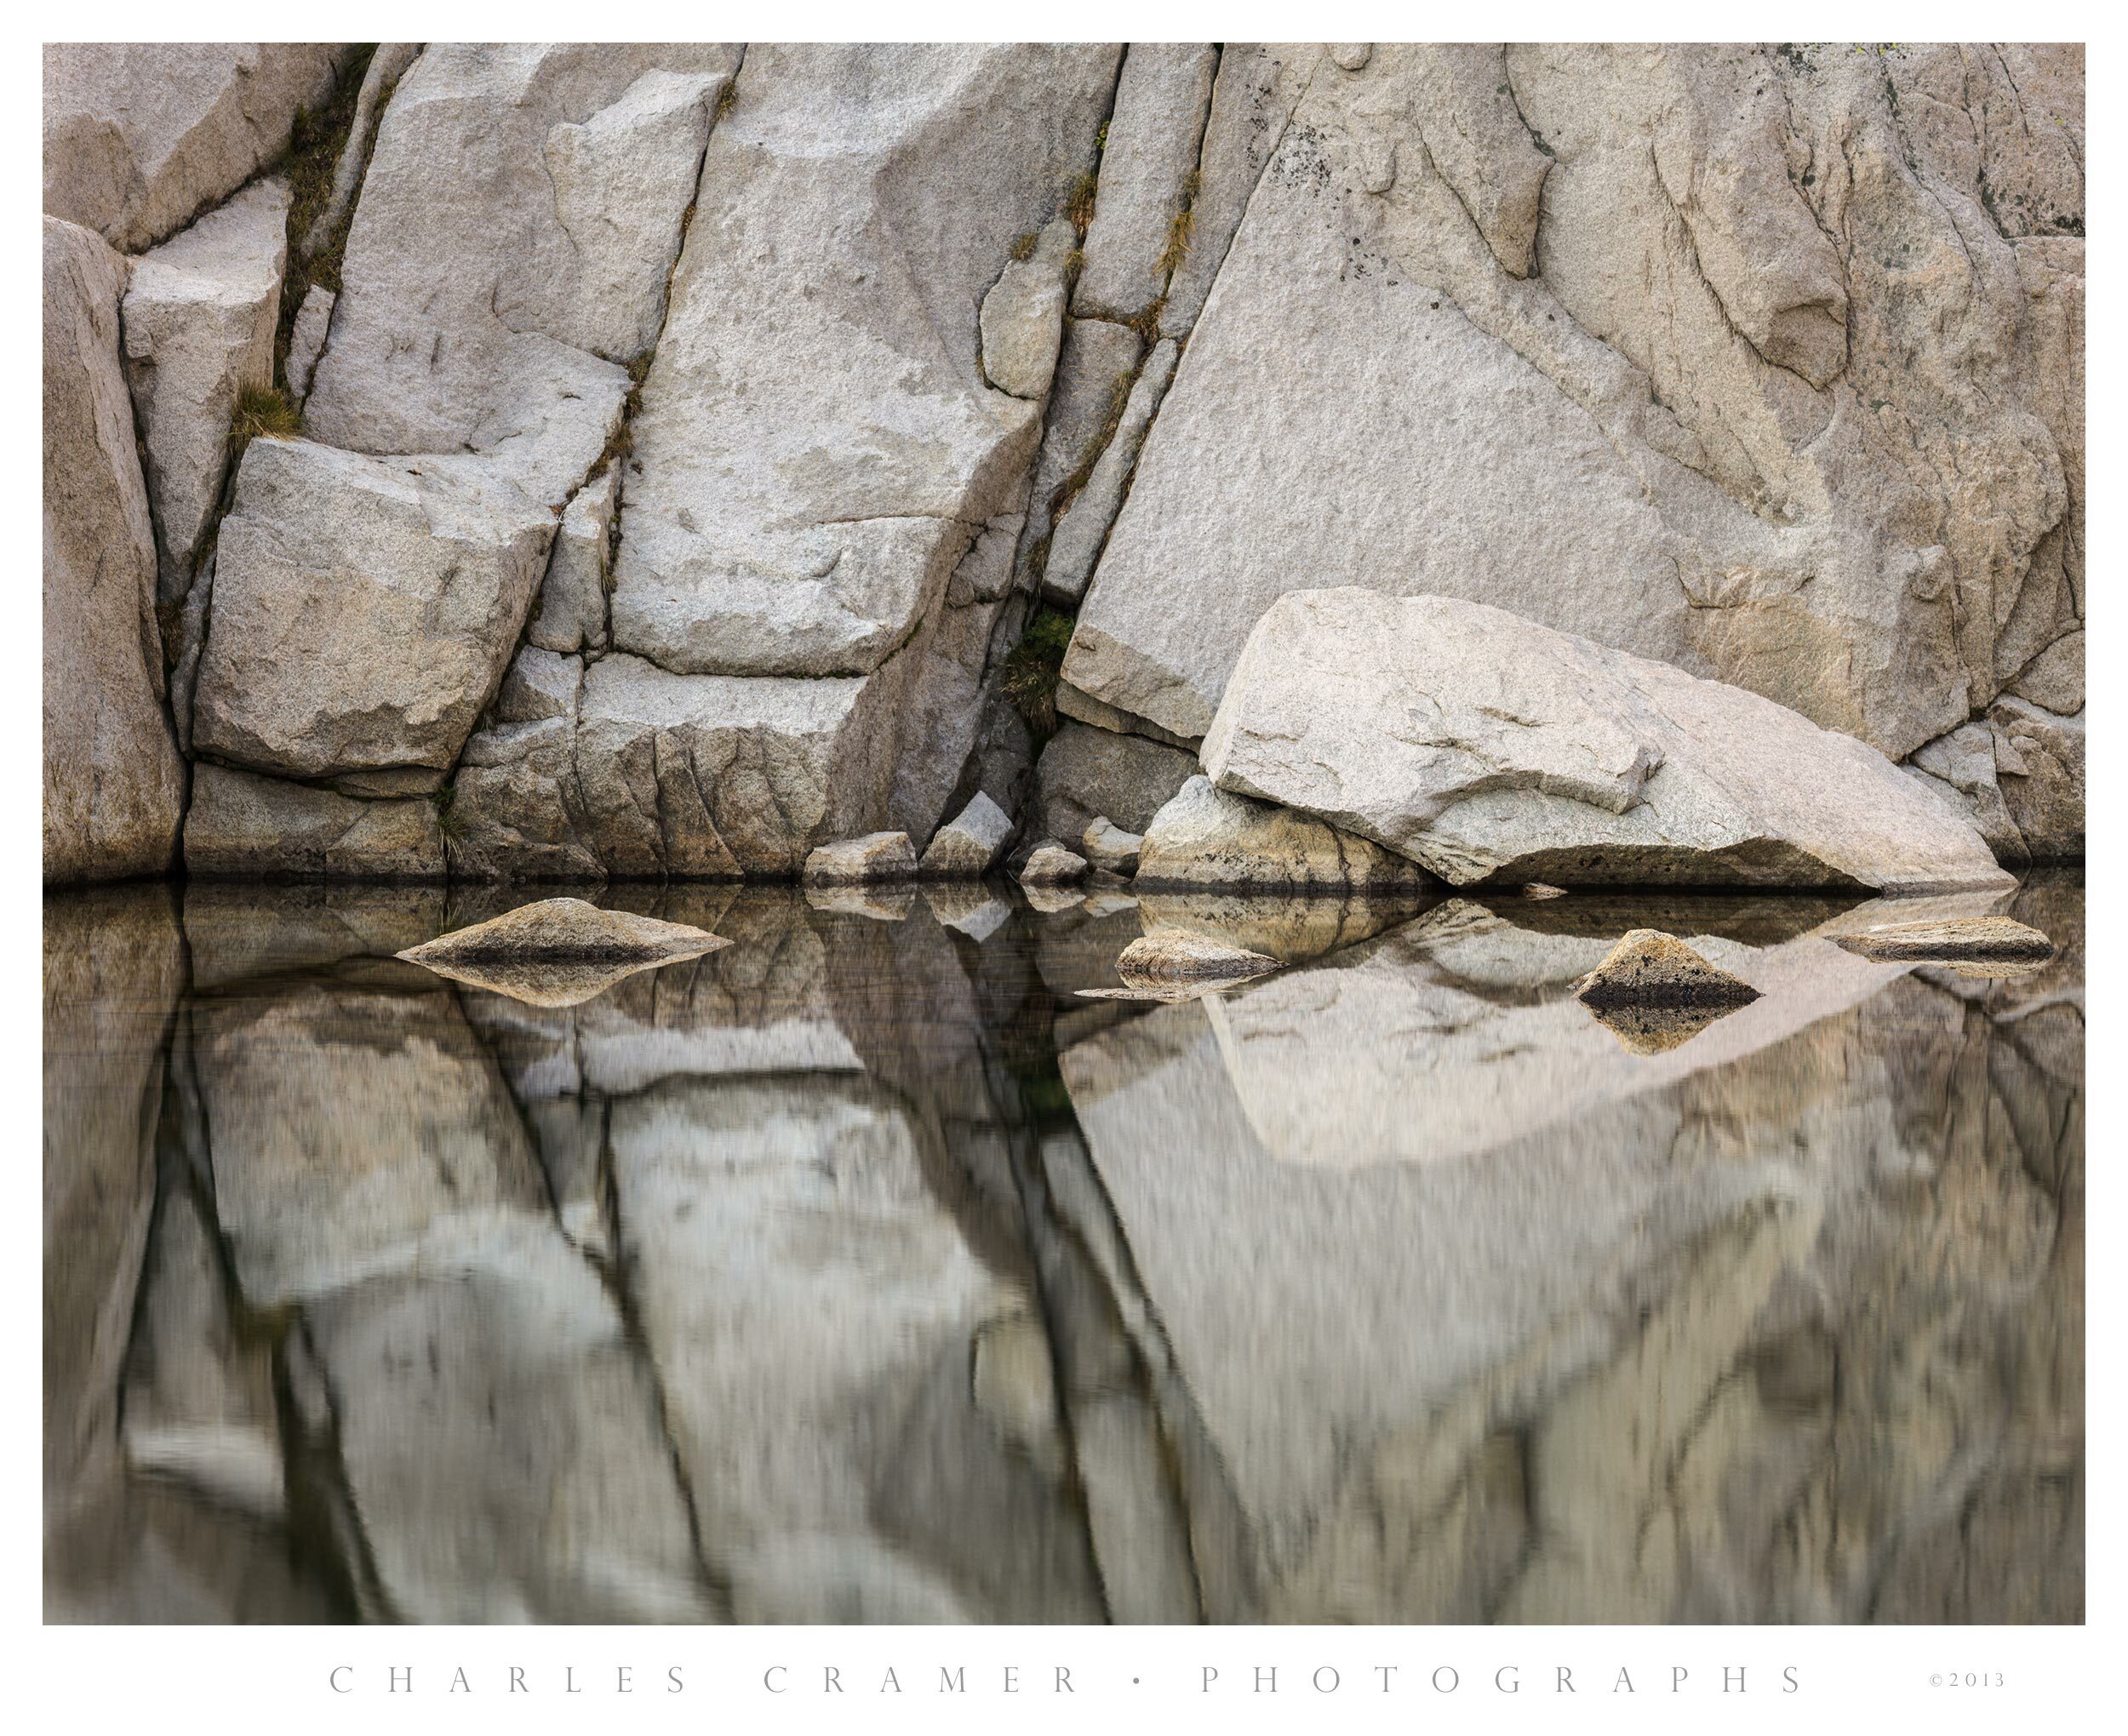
1060 44 2084 859
43 44 340 252
1138 774 1429 894
306 45 742 508
120 178 289 605
40 43 2084 885
43 219 186 884
189 439 557 785
1204 590 2015 893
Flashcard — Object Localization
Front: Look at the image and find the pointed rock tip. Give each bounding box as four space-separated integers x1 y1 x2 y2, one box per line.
1574 928 1759 1008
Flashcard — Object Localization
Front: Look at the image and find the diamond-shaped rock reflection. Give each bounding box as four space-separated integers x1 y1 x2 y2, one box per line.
398 897 729 1008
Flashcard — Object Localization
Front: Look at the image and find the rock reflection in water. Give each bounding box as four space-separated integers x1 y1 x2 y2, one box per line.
43 876 2081 1623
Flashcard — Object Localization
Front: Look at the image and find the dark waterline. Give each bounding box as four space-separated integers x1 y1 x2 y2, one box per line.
43 873 2084 1623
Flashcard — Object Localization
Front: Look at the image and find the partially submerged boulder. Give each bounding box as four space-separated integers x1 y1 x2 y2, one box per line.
398 897 729 1008
1020 842 1089 887
1204 590 2016 894
1573 929 1760 1009
1115 928 1282 986
1081 818 1144 875
1833 915 2055 964
1137 774 1428 894
803 832 918 885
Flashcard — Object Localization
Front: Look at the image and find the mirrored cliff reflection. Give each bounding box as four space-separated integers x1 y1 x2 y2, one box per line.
43 876 2083 1623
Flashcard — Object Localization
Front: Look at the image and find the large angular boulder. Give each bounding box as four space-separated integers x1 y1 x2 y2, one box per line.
43 218 186 884
607 44 1117 678
1203 589 2014 893
43 44 340 252
188 438 556 783
1060 45 2081 770
306 45 740 508
1029 721 1197 846
120 178 289 605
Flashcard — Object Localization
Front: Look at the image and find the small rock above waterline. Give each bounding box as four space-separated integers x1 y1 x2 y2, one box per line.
1833 914 2055 963
1021 842 1089 886
1081 817 1144 873
803 832 918 884
920 793 1015 877
1521 883 1567 900
397 897 729 1006
1116 928 1283 985
1573 929 1760 1009
401 897 725 966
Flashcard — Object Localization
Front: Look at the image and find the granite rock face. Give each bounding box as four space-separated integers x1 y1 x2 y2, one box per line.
39 43 2084 885
1072 44 1216 323
607 44 1114 678
120 178 289 606
43 219 186 884
1204 590 2015 893
184 764 444 880
43 44 340 252
1061 45 2084 833
189 439 557 784
306 45 741 509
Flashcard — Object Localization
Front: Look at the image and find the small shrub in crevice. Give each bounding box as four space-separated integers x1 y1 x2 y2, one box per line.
1010 230 1039 263
999 607 1077 740
271 46 383 387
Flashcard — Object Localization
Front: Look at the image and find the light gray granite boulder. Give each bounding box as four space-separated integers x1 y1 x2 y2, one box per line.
189 438 557 782
920 793 1015 878
120 177 289 604
981 219 1073 398
1061 44 2082 768
1203 589 2015 893
43 219 185 884
804 833 919 884
43 43 340 251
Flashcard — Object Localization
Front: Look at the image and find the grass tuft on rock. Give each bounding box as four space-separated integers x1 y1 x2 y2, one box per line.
1000 607 1077 740
230 385 303 456
1065 170 1100 233
1010 230 1039 263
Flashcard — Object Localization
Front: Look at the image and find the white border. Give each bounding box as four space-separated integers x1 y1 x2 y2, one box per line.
9 7 2111 1730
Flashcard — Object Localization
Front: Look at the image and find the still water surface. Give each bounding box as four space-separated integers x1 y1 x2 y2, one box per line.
43 875 2083 1623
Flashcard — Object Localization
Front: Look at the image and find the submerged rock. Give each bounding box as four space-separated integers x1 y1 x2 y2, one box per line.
1833 915 2055 964
804 833 918 885
1116 928 1282 986
1204 590 2015 894
399 899 729 1004
1574 930 1761 1009
1021 842 1089 887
